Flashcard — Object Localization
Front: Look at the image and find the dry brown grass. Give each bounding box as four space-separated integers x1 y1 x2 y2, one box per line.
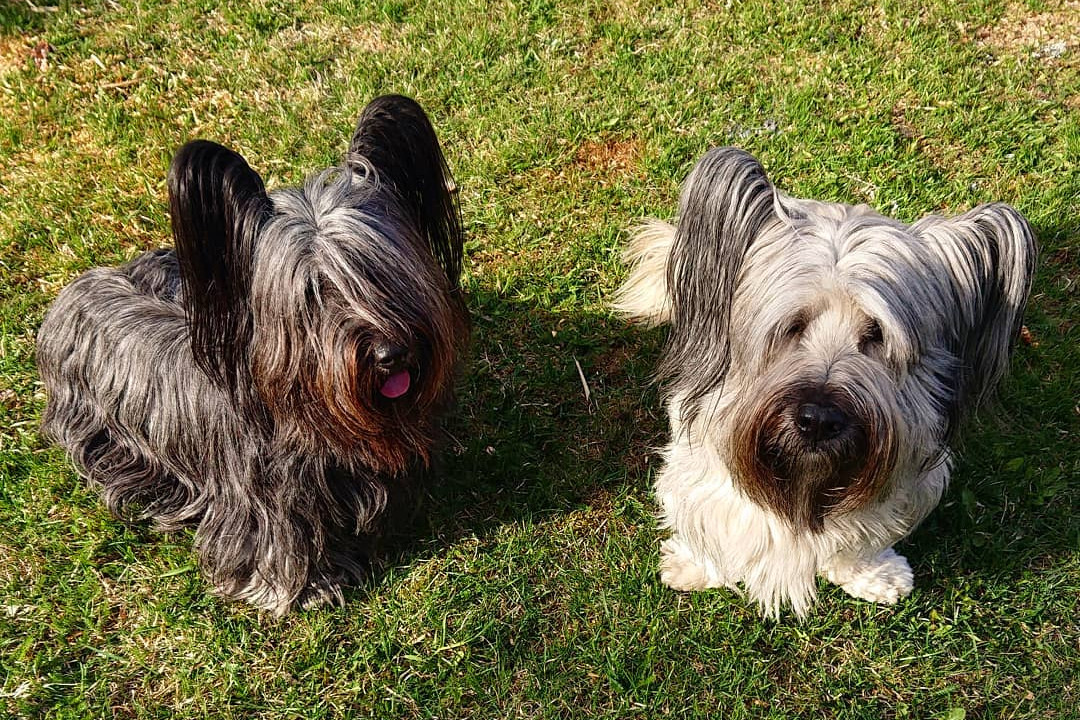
270 20 395 54
0 36 29 76
572 137 644 180
975 0 1080 63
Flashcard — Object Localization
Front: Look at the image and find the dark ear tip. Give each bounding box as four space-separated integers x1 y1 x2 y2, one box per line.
700 145 766 167
170 140 239 170
362 94 427 115
965 202 1034 232
168 140 258 193
968 201 1024 221
687 146 771 189
966 202 1039 256
351 94 436 142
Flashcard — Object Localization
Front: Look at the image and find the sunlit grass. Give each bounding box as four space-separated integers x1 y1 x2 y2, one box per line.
1 0 1077 717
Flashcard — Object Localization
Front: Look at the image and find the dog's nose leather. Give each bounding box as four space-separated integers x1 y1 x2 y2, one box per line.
795 402 847 441
372 341 408 370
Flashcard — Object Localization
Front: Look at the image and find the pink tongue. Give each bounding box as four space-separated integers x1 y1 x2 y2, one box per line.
380 370 411 399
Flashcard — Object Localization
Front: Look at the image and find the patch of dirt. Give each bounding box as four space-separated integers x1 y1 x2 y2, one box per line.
887 95 987 178
975 1 1080 61
890 100 920 142
572 136 643 178
0 36 29 75
590 342 640 379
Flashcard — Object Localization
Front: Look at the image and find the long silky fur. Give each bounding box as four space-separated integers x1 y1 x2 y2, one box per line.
346 94 463 287
37 95 467 615
618 146 1036 617
661 147 776 431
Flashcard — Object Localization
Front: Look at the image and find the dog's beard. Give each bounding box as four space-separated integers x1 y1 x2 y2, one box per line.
251 296 466 476
244 180 469 476
313 324 463 472
724 364 900 533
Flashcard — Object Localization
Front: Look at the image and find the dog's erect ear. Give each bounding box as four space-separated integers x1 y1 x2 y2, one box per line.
662 147 777 424
347 94 463 288
914 202 1036 431
168 140 272 389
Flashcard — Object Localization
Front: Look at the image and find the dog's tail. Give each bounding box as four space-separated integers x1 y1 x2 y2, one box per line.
347 94 463 287
612 219 677 326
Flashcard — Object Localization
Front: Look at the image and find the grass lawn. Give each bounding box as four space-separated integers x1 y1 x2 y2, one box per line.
1 0 1077 717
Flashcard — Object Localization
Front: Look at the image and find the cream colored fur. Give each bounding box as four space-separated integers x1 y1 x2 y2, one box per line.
617 148 1033 618
611 220 676 326
656 391 947 617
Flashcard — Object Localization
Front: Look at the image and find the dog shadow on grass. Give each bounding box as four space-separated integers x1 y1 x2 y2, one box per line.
379 285 669 567
20 252 1071 617
895 215 1078 594
380 232 1077 606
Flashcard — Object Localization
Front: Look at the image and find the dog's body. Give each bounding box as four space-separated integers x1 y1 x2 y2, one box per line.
37 95 467 615
617 148 1035 616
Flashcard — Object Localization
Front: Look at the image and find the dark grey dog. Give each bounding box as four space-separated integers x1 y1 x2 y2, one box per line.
37 95 468 615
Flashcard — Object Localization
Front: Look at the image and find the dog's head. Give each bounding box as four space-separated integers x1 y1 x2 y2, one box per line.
167 95 467 474
618 148 1035 531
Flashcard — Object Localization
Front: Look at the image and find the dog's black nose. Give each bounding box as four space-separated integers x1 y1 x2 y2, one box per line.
372 342 408 370
795 402 848 442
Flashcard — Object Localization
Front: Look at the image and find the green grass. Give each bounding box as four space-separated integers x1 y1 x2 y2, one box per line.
1 0 1077 717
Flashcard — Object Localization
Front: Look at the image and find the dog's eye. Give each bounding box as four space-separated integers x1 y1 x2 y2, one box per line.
784 316 807 340
859 319 883 352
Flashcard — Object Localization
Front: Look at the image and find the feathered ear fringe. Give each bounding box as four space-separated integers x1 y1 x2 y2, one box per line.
613 219 677 326
347 94 463 289
168 140 272 390
661 147 777 428
913 202 1037 433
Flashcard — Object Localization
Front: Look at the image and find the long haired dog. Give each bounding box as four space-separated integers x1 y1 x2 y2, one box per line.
37 95 468 615
616 147 1035 617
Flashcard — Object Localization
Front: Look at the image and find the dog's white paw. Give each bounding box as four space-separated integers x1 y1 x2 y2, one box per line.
659 537 719 591
826 547 914 605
